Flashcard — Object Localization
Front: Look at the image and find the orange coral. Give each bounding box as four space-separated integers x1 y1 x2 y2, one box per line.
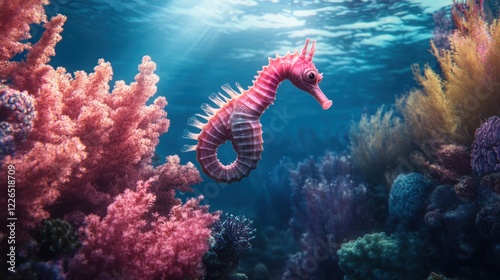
396 65 459 144
398 0 500 146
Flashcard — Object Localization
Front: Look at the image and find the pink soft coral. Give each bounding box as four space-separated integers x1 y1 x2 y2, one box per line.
0 0 186 226
0 0 49 62
0 1 219 278
67 178 220 280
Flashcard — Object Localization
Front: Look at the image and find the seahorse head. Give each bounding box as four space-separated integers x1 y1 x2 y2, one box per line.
289 39 332 110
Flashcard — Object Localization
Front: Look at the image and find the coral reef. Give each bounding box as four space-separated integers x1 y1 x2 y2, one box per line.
203 213 256 280
282 152 377 280
432 7 454 50
471 116 500 175
397 0 500 147
348 105 410 185
388 173 435 229
340 1 500 279
425 184 500 277
337 232 425 280
0 86 35 160
411 144 472 183
34 219 80 260
67 179 220 280
1 1 221 279
0 0 201 229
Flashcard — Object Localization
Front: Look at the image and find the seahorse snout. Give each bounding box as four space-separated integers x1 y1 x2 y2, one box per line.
309 86 332 110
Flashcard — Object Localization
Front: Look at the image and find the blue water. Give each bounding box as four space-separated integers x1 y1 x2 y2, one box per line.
47 1 445 143
48 0 446 183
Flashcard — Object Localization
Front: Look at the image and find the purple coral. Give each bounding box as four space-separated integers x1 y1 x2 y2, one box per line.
203 213 255 279
432 8 454 50
454 176 478 202
424 210 443 229
0 86 35 159
471 116 500 175
475 201 500 241
283 152 375 280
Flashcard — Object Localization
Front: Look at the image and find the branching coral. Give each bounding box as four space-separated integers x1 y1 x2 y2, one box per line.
349 105 410 185
203 213 256 279
0 0 49 62
397 0 500 146
67 179 220 280
396 65 459 144
0 0 182 228
1 3 219 279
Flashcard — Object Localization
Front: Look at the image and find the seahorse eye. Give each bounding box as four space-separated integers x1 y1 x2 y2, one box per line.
303 70 317 83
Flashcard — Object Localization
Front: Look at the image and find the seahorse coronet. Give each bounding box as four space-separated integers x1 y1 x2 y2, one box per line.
183 39 332 183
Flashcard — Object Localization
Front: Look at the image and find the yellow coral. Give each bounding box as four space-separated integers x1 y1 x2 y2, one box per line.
350 1 499 184
396 64 460 144
398 1 500 146
349 106 410 185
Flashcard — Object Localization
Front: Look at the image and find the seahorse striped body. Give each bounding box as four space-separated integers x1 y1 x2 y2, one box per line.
183 39 332 183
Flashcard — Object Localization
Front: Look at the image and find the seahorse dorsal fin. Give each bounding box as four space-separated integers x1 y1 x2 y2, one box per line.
187 116 205 130
235 83 245 93
200 103 217 115
209 93 226 108
221 83 240 98
182 129 200 140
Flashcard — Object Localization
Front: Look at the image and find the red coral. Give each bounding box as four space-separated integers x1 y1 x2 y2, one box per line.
67 178 220 280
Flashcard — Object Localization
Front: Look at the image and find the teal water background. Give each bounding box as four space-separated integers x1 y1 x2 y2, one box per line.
45 0 450 212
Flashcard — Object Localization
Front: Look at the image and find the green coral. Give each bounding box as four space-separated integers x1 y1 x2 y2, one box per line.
337 232 424 280
35 219 80 260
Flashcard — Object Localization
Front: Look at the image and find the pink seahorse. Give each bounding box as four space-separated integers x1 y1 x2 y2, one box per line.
183 39 332 183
